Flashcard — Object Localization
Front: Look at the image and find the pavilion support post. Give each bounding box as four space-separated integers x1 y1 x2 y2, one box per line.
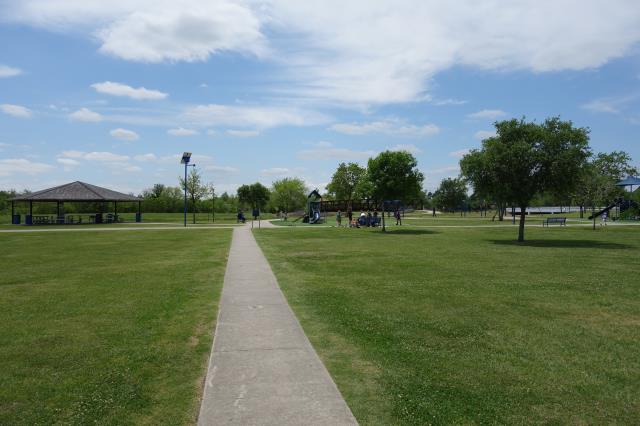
11 201 14 217
29 201 33 216
137 201 141 223
114 201 117 220
57 201 60 217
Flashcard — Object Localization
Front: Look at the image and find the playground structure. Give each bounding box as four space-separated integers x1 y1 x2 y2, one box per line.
302 189 405 225
588 197 638 220
588 176 640 220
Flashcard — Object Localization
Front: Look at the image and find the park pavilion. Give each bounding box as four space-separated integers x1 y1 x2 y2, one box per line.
9 181 142 225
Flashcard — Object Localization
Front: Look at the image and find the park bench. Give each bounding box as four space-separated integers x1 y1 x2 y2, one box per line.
542 217 566 227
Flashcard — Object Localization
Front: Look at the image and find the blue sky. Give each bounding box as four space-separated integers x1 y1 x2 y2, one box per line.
1 1 639 195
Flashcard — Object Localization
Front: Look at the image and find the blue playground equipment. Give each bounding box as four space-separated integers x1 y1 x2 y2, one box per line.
304 189 323 224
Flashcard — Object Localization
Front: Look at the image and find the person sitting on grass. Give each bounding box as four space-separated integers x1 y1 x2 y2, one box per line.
373 209 379 227
367 210 372 227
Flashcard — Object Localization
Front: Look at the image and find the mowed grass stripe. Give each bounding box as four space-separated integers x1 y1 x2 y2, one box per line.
0 229 231 425
255 225 640 425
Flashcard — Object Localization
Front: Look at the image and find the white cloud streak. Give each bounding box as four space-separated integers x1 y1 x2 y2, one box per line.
226 129 260 137
182 104 329 129
167 127 198 136
0 158 54 176
467 109 507 120
0 65 22 78
69 107 103 122
91 81 168 100
1 104 32 118
110 128 140 141
331 119 439 137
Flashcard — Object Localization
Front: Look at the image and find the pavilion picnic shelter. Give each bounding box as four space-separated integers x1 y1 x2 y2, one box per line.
9 181 142 225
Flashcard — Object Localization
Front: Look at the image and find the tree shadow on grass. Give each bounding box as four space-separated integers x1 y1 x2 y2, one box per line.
490 239 632 249
372 228 440 236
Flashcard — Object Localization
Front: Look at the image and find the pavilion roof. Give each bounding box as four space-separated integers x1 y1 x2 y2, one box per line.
616 176 640 187
9 181 141 202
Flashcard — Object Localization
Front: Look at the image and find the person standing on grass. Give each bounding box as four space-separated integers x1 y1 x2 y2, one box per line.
347 207 353 224
395 208 402 226
432 206 436 217
336 210 342 227
601 211 608 226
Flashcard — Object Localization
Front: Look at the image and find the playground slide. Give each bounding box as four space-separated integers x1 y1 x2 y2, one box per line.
309 210 321 224
587 198 637 220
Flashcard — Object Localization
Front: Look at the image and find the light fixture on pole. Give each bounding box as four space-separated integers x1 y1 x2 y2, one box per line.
181 152 195 227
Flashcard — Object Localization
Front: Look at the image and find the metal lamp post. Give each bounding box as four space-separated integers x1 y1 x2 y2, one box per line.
181 152 196 227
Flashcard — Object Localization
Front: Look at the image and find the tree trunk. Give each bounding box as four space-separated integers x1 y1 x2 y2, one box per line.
592 206 596 230
381 202 386 232
498 203 504 221
192 196 196 224
580 205 583 219
518 205 526 242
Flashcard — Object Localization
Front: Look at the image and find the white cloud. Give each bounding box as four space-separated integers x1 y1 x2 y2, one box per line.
267 1 640 104
5 2 640 105
331 118 439 137
0 104 32 118
449 149 470 158
226 129 260 137
473 130 497 140
110 128 140 141
57 157 80 171
206 129 216 136
0 158 54 176
69 107 103 122
183 104 329 129
134 153 157 162
433 98 467 106
297 142 376 161
3 1 267 62
168 127 198 136
84 151 129 162
426 165 460 175
582 100 618 113
205 165 239 174
389 144 422 155
91 81 168 100
0 65 22 78
467 109 507 120
580 94 640 114
261 167 290 177
59 150 129 162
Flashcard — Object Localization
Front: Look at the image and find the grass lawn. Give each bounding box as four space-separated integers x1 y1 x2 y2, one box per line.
255 225 640 424
0 228 231 425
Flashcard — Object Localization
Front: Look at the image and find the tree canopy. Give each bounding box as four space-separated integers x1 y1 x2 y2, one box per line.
237 182 270 211
367 150 424 230
326 162 367 202
460 117 591 241
434 177 467 212
271 178 307 214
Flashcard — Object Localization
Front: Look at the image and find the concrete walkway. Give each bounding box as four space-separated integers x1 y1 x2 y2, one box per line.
198 225 357 425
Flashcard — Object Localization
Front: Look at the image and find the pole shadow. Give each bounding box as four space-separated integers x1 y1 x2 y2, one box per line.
489 239 632 249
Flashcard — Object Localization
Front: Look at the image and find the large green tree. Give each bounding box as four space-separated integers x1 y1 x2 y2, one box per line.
433 177 467 212
237 182 270 211
460 117 591 241
326 162 367 203
271 178 307 216
367 150 424 231
179 168 207 224
460 149 508 220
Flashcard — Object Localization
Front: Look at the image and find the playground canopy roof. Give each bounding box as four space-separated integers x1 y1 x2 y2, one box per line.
9 181 141 202
616 176 640 187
